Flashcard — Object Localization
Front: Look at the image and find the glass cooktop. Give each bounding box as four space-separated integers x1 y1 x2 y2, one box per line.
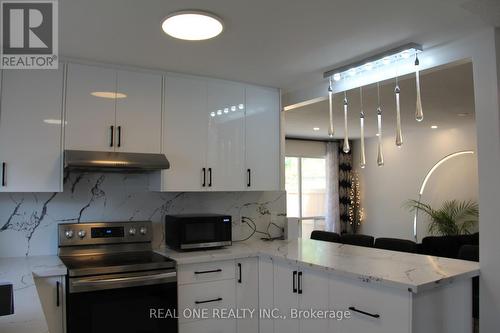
60 251 176 277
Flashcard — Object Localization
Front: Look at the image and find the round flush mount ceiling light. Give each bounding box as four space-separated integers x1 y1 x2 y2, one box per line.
161 10 224 41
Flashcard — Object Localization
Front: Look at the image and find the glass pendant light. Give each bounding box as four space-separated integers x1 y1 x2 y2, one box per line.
343 91 350 153
415 54 424 122
328 79 335 137
376 83 384 167
395 77 403 147
359 87 366 168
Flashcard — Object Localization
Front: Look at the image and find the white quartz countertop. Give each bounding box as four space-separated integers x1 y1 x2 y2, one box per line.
0 256 66 333
156 238 480 293
0 239 480 333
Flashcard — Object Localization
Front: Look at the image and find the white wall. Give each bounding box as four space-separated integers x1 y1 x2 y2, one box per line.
352 123 478 241
283 28 500 330
285 139 326 157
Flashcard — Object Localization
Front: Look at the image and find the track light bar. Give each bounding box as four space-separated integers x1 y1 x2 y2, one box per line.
323 42 423 80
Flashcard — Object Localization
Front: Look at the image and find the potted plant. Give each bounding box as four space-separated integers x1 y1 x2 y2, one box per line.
405 200 479 236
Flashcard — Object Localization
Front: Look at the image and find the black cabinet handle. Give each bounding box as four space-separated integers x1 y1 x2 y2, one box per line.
298 271 303 294
117 126 122 147
202 168 206 187
348 306 380 319
110 126 114 147
208 168 212 187
237 263 242 283
292 270 297 293
195 297 223 305
56 281 60 307
247 169 251 187
194 269 222 275
1 162 5 187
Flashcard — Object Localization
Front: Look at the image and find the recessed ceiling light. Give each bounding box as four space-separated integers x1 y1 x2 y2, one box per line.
161 10 224 41
44 119 67 125
431 125 438 129
91 91 127 99
313 127 320 131
457 112 470 117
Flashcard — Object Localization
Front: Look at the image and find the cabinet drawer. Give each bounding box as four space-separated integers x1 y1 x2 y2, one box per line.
179 318 236 333
178 279 236 323
329 276 411 333
178 260 235 285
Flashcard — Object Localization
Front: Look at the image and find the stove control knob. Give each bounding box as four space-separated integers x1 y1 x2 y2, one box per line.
65 230 74 239
139 226 147 235
77 230 86 239
129 227 137 236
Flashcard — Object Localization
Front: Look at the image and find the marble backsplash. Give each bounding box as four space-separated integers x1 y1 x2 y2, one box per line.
0 172 286 257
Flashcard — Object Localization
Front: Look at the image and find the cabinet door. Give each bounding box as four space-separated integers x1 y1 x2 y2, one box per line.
298 267 329 333
236 258 259 333
0 68 64 192
206 80 245 191
258 256 274 333
65 63 116 151
329 275 411 333
34 276 65 333
178 279 236 324
180 318 236 333
162 75 208 191
273 261 299 333
244 85 280 191
115 70 162 153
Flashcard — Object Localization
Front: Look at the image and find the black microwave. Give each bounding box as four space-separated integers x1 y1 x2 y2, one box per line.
165 214 232 250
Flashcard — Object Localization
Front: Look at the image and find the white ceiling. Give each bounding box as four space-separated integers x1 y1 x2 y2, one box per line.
285 62 476 139
59 0 496 92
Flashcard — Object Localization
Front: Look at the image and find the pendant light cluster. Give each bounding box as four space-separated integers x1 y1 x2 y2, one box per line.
324 43 423 168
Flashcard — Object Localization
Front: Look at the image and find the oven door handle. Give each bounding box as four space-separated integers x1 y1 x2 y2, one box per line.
70 271 177 293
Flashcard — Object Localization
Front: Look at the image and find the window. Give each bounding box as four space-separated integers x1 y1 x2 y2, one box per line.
285 156 326 238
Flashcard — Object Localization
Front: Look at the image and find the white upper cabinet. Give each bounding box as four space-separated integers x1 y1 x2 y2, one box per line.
161 74 208 191
115 70 162 153
157 74 281 192
206 79 245 191
65 63 116 151
65 63 162 153
0 68 64 192
244 85 280 191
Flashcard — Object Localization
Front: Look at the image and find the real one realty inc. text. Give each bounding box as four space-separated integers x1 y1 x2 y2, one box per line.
150 308 352 321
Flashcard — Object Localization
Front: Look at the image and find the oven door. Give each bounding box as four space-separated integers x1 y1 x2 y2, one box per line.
180 217 232 250
66 270 177 333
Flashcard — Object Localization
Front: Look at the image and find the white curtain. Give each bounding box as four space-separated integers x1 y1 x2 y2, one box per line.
325 141 340 232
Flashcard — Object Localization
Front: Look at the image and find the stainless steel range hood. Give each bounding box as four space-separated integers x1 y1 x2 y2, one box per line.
64 150 170 172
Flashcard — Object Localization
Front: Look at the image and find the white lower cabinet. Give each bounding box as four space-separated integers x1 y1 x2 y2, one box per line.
178 258 260 333
178 279 236 324
273 260 329 333
179 318 236 333
34 276 66 333
177 257 471 333
235 258 259 333
178 259 242 333
329 275 411 333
